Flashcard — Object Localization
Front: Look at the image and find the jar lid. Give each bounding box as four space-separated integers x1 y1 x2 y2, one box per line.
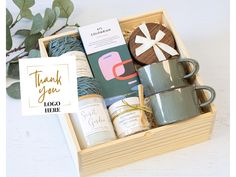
78 94 102 100
108 97 140 115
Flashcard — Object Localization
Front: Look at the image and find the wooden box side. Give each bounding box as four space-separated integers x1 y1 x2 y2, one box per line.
79 112 215 176
119 10 163 35
38 9 216 177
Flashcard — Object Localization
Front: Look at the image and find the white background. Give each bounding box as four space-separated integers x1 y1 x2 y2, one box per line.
6 0 229 177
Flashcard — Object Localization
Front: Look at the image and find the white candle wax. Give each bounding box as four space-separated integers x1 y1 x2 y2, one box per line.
70 94 117 149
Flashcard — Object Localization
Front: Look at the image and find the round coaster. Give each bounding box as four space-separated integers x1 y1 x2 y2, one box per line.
128 23 177 65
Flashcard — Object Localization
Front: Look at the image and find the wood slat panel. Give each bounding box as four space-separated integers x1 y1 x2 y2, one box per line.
80 134 211 176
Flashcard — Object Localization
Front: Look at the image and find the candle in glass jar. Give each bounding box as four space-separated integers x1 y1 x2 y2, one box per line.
70 94 117 149
108 97 150 138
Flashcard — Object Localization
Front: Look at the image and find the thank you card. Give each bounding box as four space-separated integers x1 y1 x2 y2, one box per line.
19 56 78 115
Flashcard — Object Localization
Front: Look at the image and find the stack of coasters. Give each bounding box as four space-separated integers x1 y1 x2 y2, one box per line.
128 23 179 65
79 19 139 106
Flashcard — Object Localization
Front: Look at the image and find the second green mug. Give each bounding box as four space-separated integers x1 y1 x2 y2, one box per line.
150 85 216 126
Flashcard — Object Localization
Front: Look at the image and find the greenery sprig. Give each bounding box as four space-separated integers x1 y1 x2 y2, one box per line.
6 0 79 99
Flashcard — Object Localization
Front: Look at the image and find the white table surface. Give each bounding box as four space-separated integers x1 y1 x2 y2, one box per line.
6 0 229 177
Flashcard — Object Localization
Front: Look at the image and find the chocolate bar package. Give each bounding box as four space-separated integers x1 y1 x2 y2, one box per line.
79 18 139 106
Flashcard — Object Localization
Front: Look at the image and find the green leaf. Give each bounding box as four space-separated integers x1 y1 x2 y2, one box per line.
52 0 74 18
24 32 42 52
6 25 12 50
21 8 33 19
50 7 60 28
7 61 19 79
30 13 43 35
43 8 56 30
54 6 60 18
15 29 30 37
6 8 13 26
13 0 35 10
6 82 21 99
28 49 41 58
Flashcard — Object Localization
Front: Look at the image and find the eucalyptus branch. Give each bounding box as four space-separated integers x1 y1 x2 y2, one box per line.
6 52 28 64
50 23 79 35
50 24 68 35
6 52 24 64
18 53 29 59
65 18 69 25
10 12 22 29
6 0 76 99
6 0 77 60
6 23 78 57
6 42 40 63
6 46 25 56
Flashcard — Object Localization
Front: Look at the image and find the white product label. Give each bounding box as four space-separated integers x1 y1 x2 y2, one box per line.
113 110 145 137
79 18 126 55
78 102 113 137
61 51 93 78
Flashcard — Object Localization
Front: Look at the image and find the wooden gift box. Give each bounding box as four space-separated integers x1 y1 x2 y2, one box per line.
39 10 216 177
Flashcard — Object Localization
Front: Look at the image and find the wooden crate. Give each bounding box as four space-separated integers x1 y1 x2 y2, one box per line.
39 9 216 177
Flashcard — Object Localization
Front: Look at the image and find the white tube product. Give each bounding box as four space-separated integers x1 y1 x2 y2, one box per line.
70 94 117 149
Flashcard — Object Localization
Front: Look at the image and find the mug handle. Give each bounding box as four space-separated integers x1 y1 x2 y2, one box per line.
178 58 199 79
195 85 216 107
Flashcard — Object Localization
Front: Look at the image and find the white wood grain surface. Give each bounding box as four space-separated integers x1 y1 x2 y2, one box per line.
6 0 229 177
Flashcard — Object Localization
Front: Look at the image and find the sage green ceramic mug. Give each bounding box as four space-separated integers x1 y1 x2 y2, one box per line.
150 85 215 126
138 57 199 96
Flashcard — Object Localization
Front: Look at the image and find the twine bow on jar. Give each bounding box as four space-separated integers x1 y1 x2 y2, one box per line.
135 23 179 61
111 100 152 119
